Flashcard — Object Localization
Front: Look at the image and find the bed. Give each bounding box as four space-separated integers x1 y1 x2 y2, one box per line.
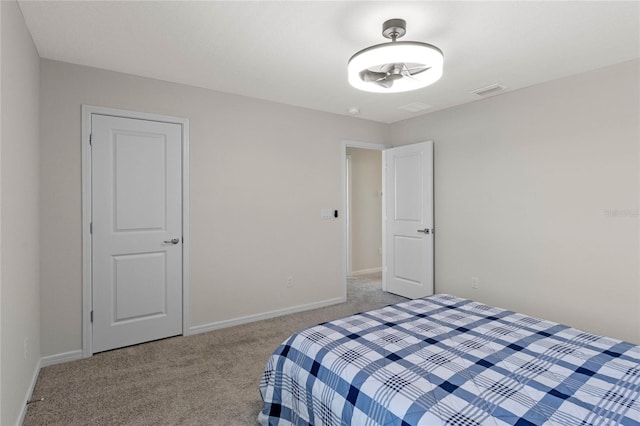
258 294 640 425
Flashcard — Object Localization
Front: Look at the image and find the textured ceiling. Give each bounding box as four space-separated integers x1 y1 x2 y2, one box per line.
18 1 640 123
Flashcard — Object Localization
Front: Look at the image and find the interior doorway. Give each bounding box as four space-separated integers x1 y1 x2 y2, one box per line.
82 105 190 357
342 141 387 299
346 147 383 276
342 140 435 301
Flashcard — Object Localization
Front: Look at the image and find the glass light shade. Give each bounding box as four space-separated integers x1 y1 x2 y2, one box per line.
348 41 443 93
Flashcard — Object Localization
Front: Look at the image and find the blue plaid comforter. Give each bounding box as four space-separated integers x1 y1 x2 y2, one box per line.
259 294 640 425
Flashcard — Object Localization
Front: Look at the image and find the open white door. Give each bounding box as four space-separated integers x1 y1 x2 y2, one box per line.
91 114 183 353
383 141 434 299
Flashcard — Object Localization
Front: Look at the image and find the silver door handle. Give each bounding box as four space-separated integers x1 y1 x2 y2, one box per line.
164 238 180 244
417 228 430 234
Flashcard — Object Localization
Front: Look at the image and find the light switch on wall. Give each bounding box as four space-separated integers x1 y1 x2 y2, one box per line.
320 209 334 219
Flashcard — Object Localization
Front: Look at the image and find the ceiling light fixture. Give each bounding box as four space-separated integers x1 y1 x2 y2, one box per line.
348 19 443 93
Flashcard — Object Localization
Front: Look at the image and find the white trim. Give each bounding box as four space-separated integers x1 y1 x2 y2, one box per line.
181 119 191 343
18 349 83 424
349 267 383 276
343 140 389 150
188 297 345 336
345 155 352 276
381 151 387 292
40 350 84 368
81 105 190 357
341 140 389 298
81 106 92 358
17 358 41 426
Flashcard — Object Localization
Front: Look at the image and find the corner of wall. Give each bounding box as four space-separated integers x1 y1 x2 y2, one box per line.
0 2 4 423
1 0 42 424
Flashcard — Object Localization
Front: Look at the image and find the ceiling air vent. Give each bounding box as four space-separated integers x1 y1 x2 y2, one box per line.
398 102 432 113
471 83 506 97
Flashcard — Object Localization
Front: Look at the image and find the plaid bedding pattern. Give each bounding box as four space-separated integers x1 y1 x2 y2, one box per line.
258 294 640 425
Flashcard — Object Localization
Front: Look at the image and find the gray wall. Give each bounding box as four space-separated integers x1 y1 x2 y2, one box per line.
389 59 640 344
39 59 387 357
1 1 41 424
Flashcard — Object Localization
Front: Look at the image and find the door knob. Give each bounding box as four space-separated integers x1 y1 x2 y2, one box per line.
164 238 180 244
417 228 430 234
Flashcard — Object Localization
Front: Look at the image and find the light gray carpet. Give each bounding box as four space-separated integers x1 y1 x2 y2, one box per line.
24 272 406 425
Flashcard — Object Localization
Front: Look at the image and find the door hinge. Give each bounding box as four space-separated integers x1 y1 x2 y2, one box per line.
90 310 93 322
90 222 93 234
89 133 92 145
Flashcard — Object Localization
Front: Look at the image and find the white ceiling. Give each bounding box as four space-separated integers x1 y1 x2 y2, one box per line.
18 1 640 123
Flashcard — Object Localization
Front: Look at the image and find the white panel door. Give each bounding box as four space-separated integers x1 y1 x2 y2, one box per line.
384 141 434 299
92 114 183 353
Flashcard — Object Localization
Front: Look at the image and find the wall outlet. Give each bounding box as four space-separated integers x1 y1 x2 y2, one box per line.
471 277 479 289
287 276 293 287
24 337 29 360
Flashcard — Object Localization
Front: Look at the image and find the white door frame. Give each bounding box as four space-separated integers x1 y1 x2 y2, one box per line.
81 105 190 357
341 140 389 298
345 155 353 276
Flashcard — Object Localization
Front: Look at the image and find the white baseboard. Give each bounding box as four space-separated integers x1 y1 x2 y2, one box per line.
16 298 346 423
17 350 84 424
40 350 84 367
350 267 382 276
187 296 346 336
17 358 41 426
19 297 347 422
